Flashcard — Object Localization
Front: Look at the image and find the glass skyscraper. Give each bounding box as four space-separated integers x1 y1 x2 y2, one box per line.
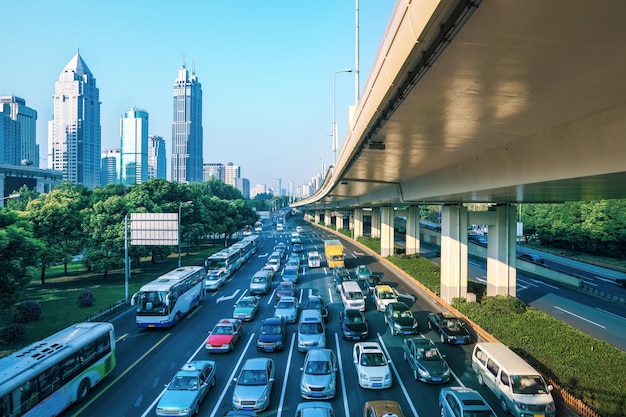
171 65 203 183
120 108 149 185
48 51 101 189
0 95 38 166
148 135 166 180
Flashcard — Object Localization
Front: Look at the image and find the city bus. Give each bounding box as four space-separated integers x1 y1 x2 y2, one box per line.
0 322 116 417
243 234 260 255
231 239 255 264
131 266 205 328
205 247 242 277
254 220 263 232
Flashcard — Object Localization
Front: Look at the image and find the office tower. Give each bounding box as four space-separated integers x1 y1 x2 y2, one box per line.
120 108 149 185
171 64 203 183
148 135 166 180
235 177 250 199
48 51 101 188
0 96 37 166
101 148 121 186
224 162 240 187
203 162 224 182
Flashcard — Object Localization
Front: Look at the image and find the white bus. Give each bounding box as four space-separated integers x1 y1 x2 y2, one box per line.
231 240 255 264
0 322 116 417
131 266 205 328
205 247 242 277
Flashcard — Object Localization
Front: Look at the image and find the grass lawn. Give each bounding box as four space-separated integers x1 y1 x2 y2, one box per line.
0 244 221 355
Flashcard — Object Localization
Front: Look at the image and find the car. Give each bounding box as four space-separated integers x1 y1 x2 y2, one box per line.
223 411 258 417
156 360 216 417
256 317 286 352
384 302 418 336
232 357 275 412
305 295 329 322
364 274 382 294
439 387 496 417
299 348 337 399
292 243 303 253
339 308 369 341
517 252 544 264
282 265 299 283
427 312 472 344
295 226 304 233
276 280 296 300
363 400 405 417
372 285 398 312
274 296 299 323
468 233 488 246
205 318 243 353
355 265 373 280
233 296 260 321
402 337 450 383
353 342 392 389
287 253 301 267
265 258 281 273
332 266 351 292
275 242 287 258
295 402 335 417
204 270 227 292
297 309 326 352
307 251 322 268
249 272 272 295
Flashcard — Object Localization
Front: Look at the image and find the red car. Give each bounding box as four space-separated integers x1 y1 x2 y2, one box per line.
276 281 296 300
205 318 242 353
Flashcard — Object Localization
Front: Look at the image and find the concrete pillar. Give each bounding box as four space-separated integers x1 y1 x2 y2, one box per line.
324 210 331 227
353 208 363 239
371 208 381 238
486 204 517 297
314 210 321 224
440 205 468 303
405 206 421 255
380 206 395 257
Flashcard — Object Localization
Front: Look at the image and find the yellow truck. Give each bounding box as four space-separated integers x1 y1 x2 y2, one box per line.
324 239 345 269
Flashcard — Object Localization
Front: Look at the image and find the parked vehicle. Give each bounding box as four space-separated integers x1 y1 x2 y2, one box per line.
299 348 337 399
427 312 472 344
384 302 418 335
439 387 496 417
339 308 369 341
402 337 451 383
232 357 275 412
233 296 260 321
156 360 216 417
256 317 286 352
352 342 392 389
205 318 243 353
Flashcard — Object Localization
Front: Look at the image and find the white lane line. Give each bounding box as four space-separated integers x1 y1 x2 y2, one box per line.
596 308 626 321
276 333 297 417
594 275 617 284
529 279 560 289
554 306 606 329
335 333 351 417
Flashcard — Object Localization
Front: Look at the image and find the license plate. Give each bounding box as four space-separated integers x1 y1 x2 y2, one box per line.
432 377 442 382
403 331 412 334
533 414 545 417
373 383 382 387
312 393 322 397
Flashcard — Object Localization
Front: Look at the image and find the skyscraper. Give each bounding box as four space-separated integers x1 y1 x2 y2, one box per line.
101 148 121 186
171 64 203 183
148 135 166 180
0 96 37 166
223 162 240 187
120 108 149 185
48 51 101 188
203 162 223 182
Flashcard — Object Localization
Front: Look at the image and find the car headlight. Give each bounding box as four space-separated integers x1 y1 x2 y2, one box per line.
393 322 402 329
181 408 191 414
384 373 392 381
275 340 283 346
412 321 418 328
443 368 450 376
359 372 370 381
418 368 429 377
514 401 529 410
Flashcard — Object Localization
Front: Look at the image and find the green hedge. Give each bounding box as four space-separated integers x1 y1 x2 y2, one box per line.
356 238 625 417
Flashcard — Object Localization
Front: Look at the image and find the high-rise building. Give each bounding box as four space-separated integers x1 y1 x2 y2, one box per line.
171 64 203 183
148 135 166 180
235 177 250 199
48 51 101 189
224 162 240 187
0 96 37 167
203 162 223 182
101 148 121 186
120 108 149 185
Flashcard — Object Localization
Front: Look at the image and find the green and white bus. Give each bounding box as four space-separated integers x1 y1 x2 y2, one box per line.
0 322 116 417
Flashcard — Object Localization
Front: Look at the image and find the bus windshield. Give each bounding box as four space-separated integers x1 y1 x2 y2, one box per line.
206 258 227 270
135 291 169 315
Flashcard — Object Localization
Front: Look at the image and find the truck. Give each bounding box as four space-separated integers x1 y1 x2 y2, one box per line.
324 239 345 269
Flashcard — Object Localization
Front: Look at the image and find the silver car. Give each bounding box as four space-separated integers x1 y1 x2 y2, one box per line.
300 348 337 399
295 402 335 417
274 296 299 323
232 357 275 412
156 360 216 417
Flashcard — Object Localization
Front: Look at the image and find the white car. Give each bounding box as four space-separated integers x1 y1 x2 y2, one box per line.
352 342 392 389
307 251 321 268
204 270 228 292
372 285 398 312
265 258 281 273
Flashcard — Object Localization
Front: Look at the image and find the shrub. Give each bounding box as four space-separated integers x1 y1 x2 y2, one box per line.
12 300 43 323
1 323 26 344
77 289 95 307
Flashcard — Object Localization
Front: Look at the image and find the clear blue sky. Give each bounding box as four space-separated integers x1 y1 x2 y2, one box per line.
0 0 395 190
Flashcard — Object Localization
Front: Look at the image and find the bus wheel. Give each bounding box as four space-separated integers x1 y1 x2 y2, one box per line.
77 379 91 402
173 312 181 326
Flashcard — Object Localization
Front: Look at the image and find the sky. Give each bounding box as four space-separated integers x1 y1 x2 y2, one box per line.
0 0 396 191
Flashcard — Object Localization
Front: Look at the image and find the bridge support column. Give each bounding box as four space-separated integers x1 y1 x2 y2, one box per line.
371 208 381 238
440 205 468 303
324 210 331 227
353 208 363 239
405 206 421 255
381 206 395 257
486 204 517 297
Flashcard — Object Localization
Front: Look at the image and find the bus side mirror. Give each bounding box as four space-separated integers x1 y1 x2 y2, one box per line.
130 293 138 306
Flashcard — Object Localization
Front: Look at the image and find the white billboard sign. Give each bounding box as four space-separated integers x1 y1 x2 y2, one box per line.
130 213 179 246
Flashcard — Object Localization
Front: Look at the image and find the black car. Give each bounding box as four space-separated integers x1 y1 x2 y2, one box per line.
427 312 472 344
305 295 329 322
384 302 418 336
333 266 352 292
339 309 369 340
364 274 382 294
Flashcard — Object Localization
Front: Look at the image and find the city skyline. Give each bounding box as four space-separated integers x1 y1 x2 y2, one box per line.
0 1 395 189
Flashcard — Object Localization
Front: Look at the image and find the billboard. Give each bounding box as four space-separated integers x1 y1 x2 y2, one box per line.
130 213 178 246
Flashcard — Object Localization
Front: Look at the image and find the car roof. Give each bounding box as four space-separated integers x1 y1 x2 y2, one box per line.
263 317 283 325
406 337 435 347
242 357 271 370
279 296 296 302
215 318 239 326
442 387 492 410
177 360 214 376
305 348 333 361
375 284 394 292
388 301 409 310
278 281 294 288
364 400 404 417
356 341 383 352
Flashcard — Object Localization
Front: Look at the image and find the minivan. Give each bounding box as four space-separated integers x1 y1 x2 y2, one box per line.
471 342 555 417
340 281 365 312
297 309 326 352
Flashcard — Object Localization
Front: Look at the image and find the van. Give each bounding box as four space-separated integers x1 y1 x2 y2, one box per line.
297 309 326 352
340 281 365 312
471 342 555 417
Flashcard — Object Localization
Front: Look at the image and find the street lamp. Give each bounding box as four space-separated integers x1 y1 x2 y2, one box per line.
322 134 332 179
333 68 353 166
0 193 22 207
178 200 193 267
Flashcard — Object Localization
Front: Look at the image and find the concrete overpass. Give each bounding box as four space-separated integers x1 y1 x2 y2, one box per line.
293 0 626 302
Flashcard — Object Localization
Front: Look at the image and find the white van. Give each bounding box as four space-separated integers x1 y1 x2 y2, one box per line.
471 342 556 417
340 281 365 312
297 309 326 352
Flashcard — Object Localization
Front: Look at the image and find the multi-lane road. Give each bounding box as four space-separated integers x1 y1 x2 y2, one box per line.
64 220 518 417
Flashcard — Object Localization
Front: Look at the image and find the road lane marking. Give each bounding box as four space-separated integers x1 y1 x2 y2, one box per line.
276 333 297 417
335 333 350 417
554 306 606 329
596 308 626 321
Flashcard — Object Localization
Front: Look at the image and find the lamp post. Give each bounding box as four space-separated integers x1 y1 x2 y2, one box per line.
322 134 332 179
178 200 193 267
0 193 22 207
333 69 353 167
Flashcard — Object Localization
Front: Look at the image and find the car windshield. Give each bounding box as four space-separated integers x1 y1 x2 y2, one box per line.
252 277 264 283
419 348 441 360
239 300 254 307
463 411 496 417
277 300 294 309
361 352 386 366
348 291 363 300
394 309 413 319
443 318 462 331
212 325 233 335
239 370 267 386
305 360 331 375
169 375 199 390
261 324 282 334
348 313 364 323
510 375 549 394
300 322 323 334
381 291 395 299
